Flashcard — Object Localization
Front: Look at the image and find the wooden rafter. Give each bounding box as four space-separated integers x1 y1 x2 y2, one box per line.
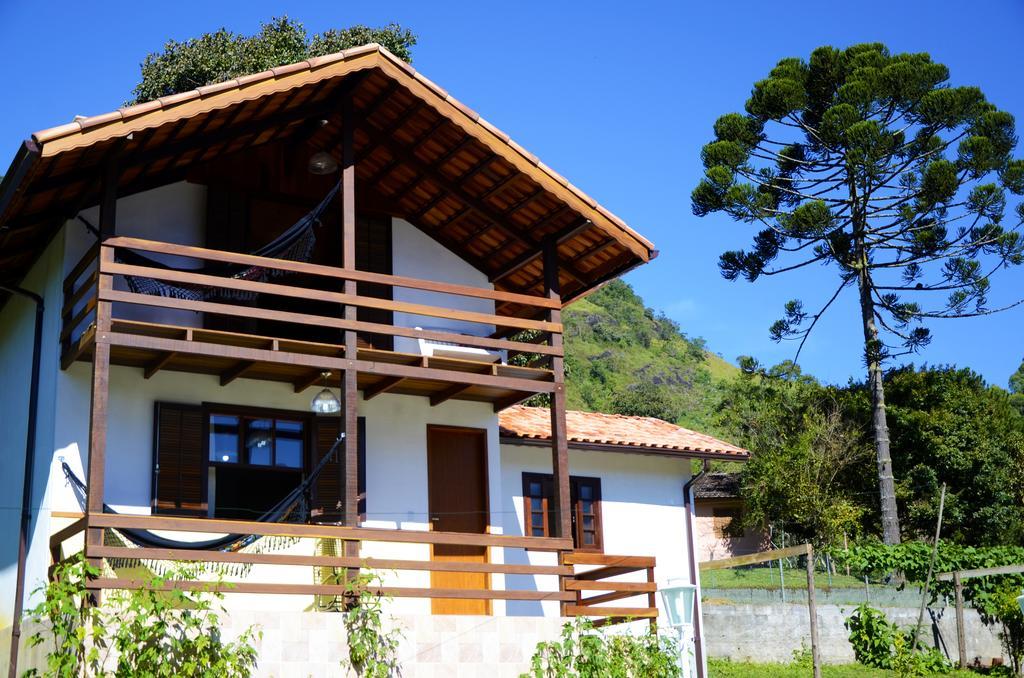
359 121 592 286
220 360 256 386
363 375 406 400
490 217 590 286
143 351 177 379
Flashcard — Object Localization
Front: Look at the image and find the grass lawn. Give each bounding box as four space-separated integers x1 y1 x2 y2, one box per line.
709 658 982 677
701 566 871 590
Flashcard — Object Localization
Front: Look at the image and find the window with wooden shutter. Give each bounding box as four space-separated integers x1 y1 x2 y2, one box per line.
521 473 603 551
153 402 206 515
310 416 366 524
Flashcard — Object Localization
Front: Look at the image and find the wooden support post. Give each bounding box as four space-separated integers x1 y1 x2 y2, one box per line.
86 163 117 580
543 240 571 543
646 564 657 632
954 571 967 669
340 96 360 556
806 544 822 678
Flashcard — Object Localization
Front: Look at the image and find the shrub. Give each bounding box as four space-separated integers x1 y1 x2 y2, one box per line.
523 617 682 678
339 570 403 677
23 554 261 677
844 603 950 676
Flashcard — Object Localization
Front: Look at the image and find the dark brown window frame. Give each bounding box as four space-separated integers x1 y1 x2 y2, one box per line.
153 401 365 519
521 472 604 552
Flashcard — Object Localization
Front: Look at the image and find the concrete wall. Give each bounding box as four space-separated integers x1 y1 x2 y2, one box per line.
703 602 1010 666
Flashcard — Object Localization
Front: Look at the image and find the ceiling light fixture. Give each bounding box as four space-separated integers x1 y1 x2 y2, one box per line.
311 371 341 414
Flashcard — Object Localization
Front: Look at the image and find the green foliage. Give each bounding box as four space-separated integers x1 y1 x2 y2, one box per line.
610 380 681 421
561 279 736 431
23 554 106 678
847 365 1024 545
846 604 899 669
130 17 416 104
709 657 985 677
340 570 403 678
836 542 1024 671
715 361 869 548
845 603 951 676
523 617 681 678
1009 359 1024 414
716 361 1024 547
24 554 260 677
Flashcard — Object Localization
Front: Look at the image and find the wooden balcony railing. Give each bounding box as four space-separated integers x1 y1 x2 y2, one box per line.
54 514 575 603
61 238 562 404
51 514 658 626
564 553 659 628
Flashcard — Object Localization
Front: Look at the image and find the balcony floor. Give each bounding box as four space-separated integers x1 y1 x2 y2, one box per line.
64 319 553 408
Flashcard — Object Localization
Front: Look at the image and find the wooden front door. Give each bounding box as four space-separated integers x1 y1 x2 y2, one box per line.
426 426 490 615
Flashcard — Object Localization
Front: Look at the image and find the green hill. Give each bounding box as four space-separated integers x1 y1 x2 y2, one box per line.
561 279 738 431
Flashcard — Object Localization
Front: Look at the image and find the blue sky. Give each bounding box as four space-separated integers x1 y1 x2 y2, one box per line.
2 0 1022 387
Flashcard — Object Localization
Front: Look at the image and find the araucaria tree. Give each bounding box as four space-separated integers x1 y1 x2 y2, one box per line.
692 43 1024 545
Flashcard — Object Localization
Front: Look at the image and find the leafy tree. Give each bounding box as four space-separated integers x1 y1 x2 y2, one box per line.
849 365 1024 545
130 17 416 104
1010 359 1024 394
610 381 680 421
716 360 870 548
692 43 1024 545
1010 359 1024 414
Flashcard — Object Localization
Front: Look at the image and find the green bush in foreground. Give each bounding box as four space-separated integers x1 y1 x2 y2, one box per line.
523 617 682 678
23 554 261 678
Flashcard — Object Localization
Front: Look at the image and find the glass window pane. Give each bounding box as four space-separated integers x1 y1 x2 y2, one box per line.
245 419 273 465
210 415 239 463
583 516 595 531
530 497 544 511
579 485 593 501
275 420 304 468
583 532 595 546
531 513 544 530
529 481 542 496
580 501 592 515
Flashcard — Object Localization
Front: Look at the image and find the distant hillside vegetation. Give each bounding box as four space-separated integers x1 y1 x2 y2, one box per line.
561 279 737 431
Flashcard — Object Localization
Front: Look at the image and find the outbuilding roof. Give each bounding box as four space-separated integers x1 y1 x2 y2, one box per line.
691 472 743 499
0 44 655 312
499 405 750 460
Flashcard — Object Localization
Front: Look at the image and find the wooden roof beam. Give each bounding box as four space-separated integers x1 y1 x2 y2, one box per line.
220 360 256 386
360 121 593 286
143 351 177 379
363 375 405 400
429 382 476 406
490 217 590 283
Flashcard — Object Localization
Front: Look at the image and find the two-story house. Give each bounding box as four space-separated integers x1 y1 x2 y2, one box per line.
0 44 747 675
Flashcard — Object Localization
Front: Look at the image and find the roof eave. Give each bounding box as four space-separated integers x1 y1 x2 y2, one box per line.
499 434 750 461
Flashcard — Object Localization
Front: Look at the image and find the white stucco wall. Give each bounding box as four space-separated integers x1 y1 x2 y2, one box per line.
500 443 697 623
0 230 66 669
64 181 208 330
390 218 495 354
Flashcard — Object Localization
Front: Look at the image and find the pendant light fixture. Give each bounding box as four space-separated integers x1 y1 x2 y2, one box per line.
308 151 338 175
310 370 341 414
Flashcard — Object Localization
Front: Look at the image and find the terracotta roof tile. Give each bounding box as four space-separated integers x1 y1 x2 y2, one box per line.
499 406 749 459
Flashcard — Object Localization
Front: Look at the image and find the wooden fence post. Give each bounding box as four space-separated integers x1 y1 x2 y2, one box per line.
954 571 967 669
806 544 821 678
